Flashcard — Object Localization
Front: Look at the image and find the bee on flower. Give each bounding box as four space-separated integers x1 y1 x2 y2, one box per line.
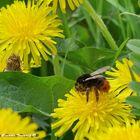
51 87 132 140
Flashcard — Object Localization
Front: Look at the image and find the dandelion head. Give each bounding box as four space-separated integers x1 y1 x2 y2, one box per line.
0 0 64 71
98 120 140 140
0 108 46 140
51 88 132 140
52 0 84 13
106 58 140 100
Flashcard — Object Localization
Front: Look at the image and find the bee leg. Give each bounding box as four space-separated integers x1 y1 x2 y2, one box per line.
86 88 90 102
86 91 89 102
94 88 99 102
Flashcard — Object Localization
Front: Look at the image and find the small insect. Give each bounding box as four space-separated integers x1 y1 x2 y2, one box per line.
4 54 21 72
75 66 110 102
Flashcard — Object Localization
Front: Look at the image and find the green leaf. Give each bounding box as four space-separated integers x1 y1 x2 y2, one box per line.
113 38 129 63
131 108 140 118
127 39 140 55
61 130 74 140
20 105 49 116
132 65 140 78
129 53 140 67
126 96 140 109
105 0 125 12
58 38 80 53
129 53 140 76
0 72 74 114
61 59 84 80
67 47 115 72
0 0 13 8
128 81 140 95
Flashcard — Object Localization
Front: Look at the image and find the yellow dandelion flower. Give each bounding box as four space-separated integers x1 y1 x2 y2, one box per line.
98 120 140 140
0 108 46 140
106 58 140 100
52 0 84 13
0 0 64 71
51 88 132 140
0 52 5 71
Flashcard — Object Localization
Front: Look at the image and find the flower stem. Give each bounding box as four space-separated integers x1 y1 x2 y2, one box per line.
52 55 61 76
51 130 57 140
83 0 118 50
59 11 71 38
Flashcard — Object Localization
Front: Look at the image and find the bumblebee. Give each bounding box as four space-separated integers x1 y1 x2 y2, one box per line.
4 54 21 72
75 66 110 101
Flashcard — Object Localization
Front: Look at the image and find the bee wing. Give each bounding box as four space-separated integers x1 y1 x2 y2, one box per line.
84 75 103 81
90 66 111 76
